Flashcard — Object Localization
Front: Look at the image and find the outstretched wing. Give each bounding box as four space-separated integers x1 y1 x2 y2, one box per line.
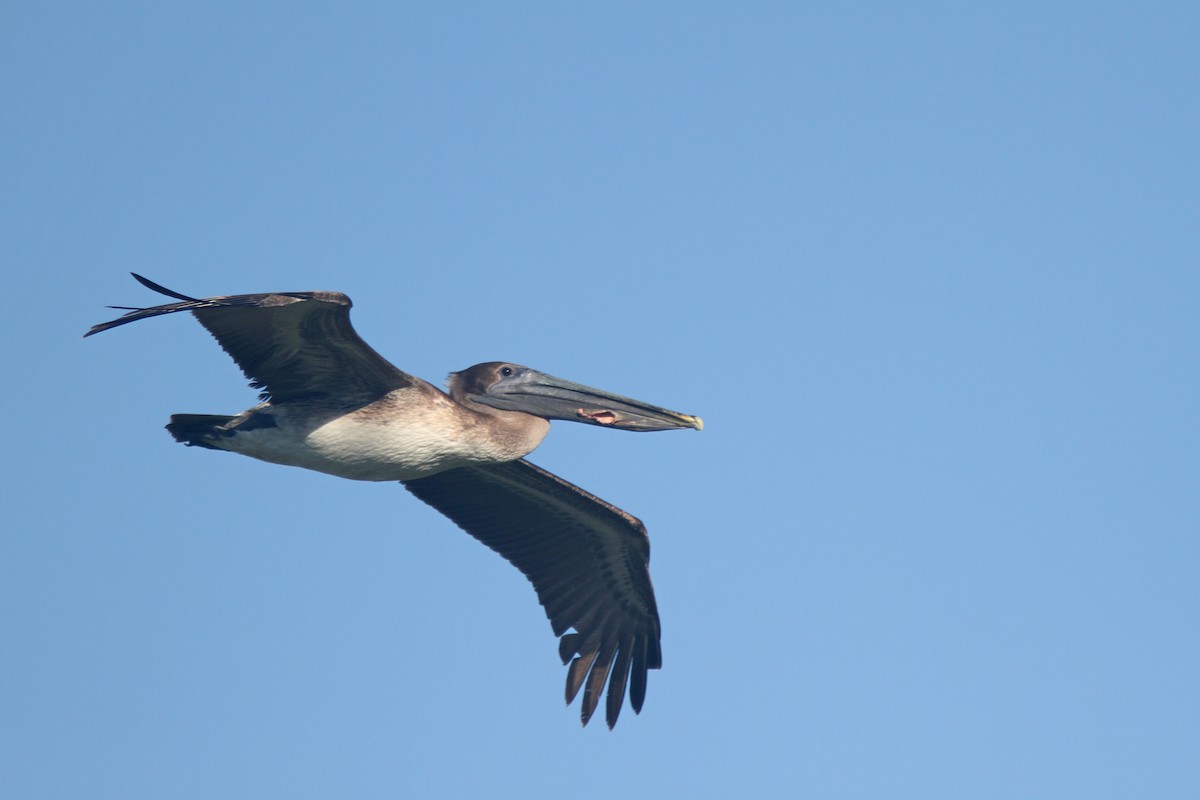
86 274 413 403
402 458 663 729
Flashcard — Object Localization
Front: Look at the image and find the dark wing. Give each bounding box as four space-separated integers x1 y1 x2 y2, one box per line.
402 459 663 729
85 274 413 403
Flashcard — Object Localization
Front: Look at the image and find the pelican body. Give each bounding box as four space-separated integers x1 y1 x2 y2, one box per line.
168 367 551 482
86 274 701 729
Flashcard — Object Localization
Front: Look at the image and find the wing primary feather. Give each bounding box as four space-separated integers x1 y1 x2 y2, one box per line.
558 632 581 665
605 646 633 728
566 649 599 706
580 643 616 728
131 272 201 302
630 639 649 713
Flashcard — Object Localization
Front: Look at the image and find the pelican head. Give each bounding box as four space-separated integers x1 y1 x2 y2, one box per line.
453 362 703 432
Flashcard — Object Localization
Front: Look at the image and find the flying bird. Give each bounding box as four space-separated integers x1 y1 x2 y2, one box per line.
85 274 702 728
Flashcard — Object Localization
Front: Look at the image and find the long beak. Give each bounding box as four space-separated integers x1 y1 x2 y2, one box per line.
470 369 703 432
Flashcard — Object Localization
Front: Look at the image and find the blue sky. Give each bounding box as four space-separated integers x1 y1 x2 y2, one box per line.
3 3 1197 797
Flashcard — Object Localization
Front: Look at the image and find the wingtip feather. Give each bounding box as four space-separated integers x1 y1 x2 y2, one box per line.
604 647 632 729
579 645 615 728
130 273 199 302
558 632 580 665
565 649 597 707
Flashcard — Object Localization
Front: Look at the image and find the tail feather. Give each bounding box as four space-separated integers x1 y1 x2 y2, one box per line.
166 414 236 449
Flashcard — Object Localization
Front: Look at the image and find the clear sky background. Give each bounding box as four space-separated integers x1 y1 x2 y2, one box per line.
3 3 1197 798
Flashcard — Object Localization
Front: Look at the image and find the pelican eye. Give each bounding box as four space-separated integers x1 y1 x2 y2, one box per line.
500 366 515 377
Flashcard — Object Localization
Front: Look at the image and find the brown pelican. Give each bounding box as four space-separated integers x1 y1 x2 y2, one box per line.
85 274 702 728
